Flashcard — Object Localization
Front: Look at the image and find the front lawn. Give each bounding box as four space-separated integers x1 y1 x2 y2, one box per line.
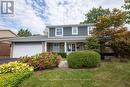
19 60 130 87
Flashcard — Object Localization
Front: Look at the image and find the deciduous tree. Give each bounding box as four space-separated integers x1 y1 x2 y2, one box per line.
93 9 130 58
81 6 110 24
122 0 130 23
17 29 32 37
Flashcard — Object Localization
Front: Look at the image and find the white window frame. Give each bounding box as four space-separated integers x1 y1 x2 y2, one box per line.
55 27 63 36
88 26 94 35
72 27 78 35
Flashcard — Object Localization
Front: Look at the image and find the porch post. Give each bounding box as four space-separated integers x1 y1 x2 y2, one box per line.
10 42 14 58
45 42 47 52
75 43 77 51
64 42 67 53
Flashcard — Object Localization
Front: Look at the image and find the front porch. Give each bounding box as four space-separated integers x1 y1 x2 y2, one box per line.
46 42 85 53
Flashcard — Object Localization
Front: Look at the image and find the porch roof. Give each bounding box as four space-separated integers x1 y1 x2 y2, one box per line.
10 36 88 42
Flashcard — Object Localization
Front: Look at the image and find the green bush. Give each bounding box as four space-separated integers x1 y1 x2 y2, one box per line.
85 37 100 50
57 52 67 58
67 51 101 69
0 61 33 87
18 52 62 70
0 71 32 87
0 62 33 74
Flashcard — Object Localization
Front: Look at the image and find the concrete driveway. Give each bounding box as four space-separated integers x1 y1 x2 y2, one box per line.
0 58 18 64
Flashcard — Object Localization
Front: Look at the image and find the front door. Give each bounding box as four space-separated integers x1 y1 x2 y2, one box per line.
67 43 76 53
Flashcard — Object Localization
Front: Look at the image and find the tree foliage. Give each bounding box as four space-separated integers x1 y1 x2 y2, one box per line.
93 9 130 58
81 6 110 24
17 29 32 37
85 37 100 51
122 0 130 23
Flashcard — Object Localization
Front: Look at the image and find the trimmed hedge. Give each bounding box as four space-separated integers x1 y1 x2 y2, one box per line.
57 52 67 58
67 51 101 69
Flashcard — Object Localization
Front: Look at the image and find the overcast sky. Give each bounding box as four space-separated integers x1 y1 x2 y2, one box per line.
0 0 126 34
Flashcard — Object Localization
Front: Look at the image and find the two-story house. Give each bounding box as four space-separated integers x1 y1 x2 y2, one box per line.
10 24 94 58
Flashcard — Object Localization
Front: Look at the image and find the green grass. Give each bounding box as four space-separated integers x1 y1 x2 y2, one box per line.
19 60 130 87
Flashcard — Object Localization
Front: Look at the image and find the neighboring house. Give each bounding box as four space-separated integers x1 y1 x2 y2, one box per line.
0 29 17 57
10 24 94 58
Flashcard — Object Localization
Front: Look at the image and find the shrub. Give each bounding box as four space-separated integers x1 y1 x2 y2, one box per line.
0 62 33 74
39 52 59 69
57 52 67 58
67 51 101 69
85 37 100 50
18 52 62 70
0 62 33 87
0 71 32 87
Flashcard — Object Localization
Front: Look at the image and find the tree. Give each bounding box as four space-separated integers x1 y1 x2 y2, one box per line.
110 29 130 58
122 0 130 23
17 29 32 37
93 8 130 58
85 36 100 51
81 6 110 24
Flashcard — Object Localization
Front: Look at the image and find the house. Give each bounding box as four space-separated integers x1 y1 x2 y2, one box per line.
0 29 17 57
10 24 94 58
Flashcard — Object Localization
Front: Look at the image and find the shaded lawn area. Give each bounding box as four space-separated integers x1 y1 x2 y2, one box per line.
19 60 130 87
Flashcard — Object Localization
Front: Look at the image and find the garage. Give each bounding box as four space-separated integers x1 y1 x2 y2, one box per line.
0 43 10 57
12 42 43 58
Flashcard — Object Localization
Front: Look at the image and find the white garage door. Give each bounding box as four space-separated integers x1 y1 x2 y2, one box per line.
13 43 43 58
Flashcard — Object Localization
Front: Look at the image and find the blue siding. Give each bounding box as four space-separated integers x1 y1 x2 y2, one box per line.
49 28 55 37
78 26 88 36
49 26 88 37
63 27 72 36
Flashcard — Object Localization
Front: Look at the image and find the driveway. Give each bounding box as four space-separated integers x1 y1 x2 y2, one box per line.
0 58 18 64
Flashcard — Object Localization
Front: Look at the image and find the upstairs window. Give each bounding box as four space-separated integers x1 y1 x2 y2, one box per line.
55 27 63 36
88 26 95 35
72 27 78 35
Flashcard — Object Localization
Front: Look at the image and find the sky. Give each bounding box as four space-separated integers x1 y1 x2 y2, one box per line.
0 0 127 34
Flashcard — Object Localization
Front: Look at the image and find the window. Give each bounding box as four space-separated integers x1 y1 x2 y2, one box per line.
88 26 95 35
53 43 60 52
72 27 78 35
55 27 63 36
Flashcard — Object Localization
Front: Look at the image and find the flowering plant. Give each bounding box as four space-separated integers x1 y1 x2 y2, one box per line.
18 52 62 70
0 61 33 74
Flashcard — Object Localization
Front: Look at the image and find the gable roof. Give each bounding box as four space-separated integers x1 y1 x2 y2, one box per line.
0 29 17 42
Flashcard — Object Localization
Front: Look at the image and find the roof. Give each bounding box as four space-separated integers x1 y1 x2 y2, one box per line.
0 29 17 37
46 24 94 28
0 29 17 42
10 35 88 42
